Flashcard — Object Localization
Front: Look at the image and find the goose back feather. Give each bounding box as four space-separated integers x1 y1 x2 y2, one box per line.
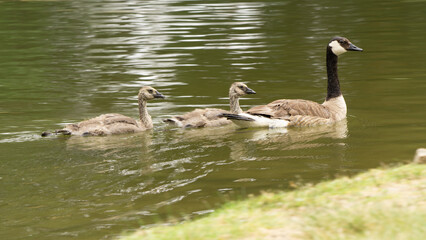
164 108 231 128
164 82 255 128
62 113 143 136
246 99 331 119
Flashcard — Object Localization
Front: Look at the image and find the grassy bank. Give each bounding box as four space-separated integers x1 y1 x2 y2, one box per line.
120 164 426 240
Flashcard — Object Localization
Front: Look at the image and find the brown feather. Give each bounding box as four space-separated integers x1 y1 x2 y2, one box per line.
287 115 332 127
63 113 146 136
166 108 231 128
44 86 164 137
237 37 362 128
164 82 255 128
246 99 330 119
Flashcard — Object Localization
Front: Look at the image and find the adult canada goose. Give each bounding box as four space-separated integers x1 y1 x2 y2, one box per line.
221 36 363 128
41 86 165 136
163 82 256 128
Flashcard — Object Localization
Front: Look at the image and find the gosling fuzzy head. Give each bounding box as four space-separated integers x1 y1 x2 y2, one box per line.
139 86 165 100
229 82 256 97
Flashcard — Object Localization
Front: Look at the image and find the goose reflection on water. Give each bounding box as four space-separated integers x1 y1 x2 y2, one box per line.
248 119 347 146
61 117 347 156
57 118 349 229
228 119 348 162
64 131 153 152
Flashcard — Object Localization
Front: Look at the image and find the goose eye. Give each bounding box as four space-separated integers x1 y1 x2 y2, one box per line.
148 89 153 94
238 86 244 89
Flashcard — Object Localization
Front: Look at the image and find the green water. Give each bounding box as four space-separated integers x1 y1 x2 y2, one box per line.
1 0 425 239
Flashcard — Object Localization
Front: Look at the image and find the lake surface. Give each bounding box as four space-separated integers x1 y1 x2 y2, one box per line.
1 0 425 239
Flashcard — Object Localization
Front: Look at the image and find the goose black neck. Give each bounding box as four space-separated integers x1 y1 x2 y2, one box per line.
326 47 341 100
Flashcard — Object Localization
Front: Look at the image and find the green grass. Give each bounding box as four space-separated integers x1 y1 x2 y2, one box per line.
120 164 426 240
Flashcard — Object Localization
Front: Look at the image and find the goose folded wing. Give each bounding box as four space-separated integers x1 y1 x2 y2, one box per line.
104 115 138 126
287 115 333 127
246 99 331 119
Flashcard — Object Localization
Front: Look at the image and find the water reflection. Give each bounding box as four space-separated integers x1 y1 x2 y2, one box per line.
164 124 236 144
64 131 153 153
2 0 426 239
250 120 347 147
0 0 274 143
228 120 347 161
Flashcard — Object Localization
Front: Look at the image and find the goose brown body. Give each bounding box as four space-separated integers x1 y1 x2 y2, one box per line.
163 82 256 128
166 108 232 128
42 86 165 136
61 113 145 136
245 96 345 127
222 36 362 128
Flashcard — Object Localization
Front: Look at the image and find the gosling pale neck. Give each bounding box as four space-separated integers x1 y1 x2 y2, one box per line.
138 99 153 129
229 95 243 114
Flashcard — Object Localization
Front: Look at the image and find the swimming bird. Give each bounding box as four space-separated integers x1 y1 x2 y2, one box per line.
221 36 363 128
163 82 256 128
41 86 165 136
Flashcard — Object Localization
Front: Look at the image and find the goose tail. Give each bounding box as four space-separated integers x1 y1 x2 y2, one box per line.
41 129 72 137
219 113 255 121
219 113 289 128
163 118 177 124
163 118 184 128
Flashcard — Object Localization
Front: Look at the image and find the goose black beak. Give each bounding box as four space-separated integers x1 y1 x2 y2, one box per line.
154 91 165 99
245 88 256 94
347 43 363 52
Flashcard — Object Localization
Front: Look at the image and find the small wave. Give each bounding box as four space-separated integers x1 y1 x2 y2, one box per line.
0 131 42 143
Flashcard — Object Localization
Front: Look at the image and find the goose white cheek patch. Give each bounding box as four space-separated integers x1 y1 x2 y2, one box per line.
329 40 347 56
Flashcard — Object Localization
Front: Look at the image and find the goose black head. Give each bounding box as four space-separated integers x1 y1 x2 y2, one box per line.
139 86 165 100
230 82 256 96
328 36 363 56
